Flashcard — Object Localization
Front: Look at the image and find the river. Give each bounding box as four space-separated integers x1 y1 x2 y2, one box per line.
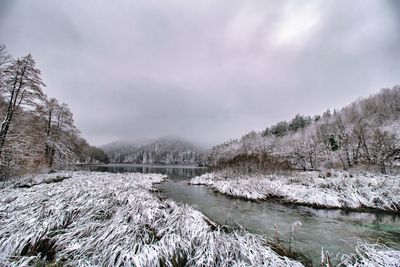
80 164 400 265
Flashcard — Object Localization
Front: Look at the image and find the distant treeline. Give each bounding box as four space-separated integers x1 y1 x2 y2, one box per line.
210 86 400 174
111 150 203 165
0 45 108 179
103 137 204 165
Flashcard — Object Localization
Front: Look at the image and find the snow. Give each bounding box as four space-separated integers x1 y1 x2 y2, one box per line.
2 171 74 188
0 171 302 266
190 171 400 212
336 243 400 266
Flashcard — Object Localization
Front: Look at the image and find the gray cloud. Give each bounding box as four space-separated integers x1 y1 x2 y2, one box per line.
1 0 399 146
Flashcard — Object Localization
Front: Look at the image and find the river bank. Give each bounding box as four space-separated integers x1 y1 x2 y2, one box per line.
1 170 399 266
189 170 400 213
0 171 302 266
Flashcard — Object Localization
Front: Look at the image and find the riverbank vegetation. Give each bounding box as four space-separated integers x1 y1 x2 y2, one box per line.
0 45 108 180
209 86 400 174
333 243 400 267
1 171 398 266
190 170 400 213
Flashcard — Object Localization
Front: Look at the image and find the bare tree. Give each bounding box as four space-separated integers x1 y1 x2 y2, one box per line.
40 97 60 167
0 54 44 156
369 129 399 173
50 103 79 166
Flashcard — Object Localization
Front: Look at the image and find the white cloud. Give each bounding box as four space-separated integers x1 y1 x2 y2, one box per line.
272 1 321 47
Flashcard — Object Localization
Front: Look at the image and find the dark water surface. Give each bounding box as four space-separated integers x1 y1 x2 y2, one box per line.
80 164 400 265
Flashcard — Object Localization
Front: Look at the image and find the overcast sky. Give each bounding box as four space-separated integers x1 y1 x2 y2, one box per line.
1 0 399 146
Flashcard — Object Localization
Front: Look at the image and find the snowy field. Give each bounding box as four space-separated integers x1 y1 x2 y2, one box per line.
0 171 398 266
190 171 400 212
0 171 302 266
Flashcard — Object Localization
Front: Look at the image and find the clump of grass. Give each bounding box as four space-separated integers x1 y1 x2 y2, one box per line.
320 248 333 267
20 234 57 261
267 224 313 267
337 243 400 266
13 172 73 189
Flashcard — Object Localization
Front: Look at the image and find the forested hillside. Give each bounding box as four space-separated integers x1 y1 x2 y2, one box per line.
102 136 204 165
210 86 400 174
0 45 108 179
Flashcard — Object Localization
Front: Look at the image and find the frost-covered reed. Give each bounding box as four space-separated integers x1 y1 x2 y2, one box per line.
190 171 400 212
0 171 302 266
323 243 400 267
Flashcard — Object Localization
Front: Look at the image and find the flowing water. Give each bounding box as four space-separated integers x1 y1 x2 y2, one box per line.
81 164 400 265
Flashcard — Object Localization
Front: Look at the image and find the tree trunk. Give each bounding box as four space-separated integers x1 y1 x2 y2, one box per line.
0 114 13 156
49 147 55 168
0 65 26 156
345 144 352 168
309 153 314 170
361 135 372 164
338 150 347 170
380 162 386 174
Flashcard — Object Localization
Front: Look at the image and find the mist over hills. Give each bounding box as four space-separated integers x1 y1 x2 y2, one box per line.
101 136 206 165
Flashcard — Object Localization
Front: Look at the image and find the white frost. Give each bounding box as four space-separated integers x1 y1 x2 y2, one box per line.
190 171 400 212
0 171 303 266
337 243 400 267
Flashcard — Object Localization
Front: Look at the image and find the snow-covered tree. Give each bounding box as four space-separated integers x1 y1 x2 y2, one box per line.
210 86 400 173
0 47 107 179
0 45 12 88
0 54 44 156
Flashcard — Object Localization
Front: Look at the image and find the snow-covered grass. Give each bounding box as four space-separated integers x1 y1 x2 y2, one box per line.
190 171 400 212
0 171 303 266
332 243 400 266
9 171 73 188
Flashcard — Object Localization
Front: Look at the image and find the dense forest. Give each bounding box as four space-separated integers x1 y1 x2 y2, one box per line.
102 136 204 165
0 45 108 179
209 86 400 174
